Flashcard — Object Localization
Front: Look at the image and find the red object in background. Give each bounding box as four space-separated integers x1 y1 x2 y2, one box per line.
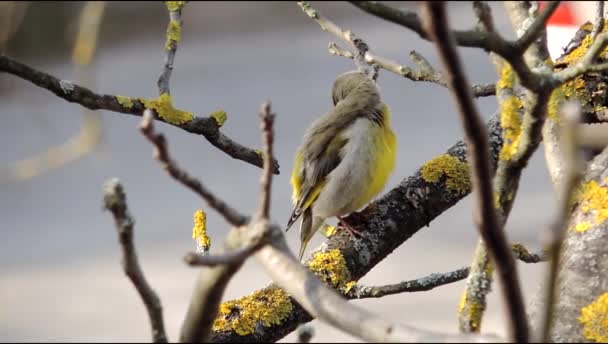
543 1 576 27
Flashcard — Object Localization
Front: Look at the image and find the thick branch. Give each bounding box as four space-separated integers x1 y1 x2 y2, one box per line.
102 179 167 343
421 2 528 342
0 54 280 174
139 109 249 227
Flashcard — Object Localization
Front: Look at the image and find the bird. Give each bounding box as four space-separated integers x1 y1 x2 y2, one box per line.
285 70 397 260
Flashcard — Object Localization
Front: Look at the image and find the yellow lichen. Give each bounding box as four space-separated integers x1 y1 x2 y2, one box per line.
496 62 515 91
116 95 134 109
192 209 210 251
343 281 357 293
494 192 501 209
499 96 523 161
307 249 351 290
319 225 337 238
548 88 565 122
561 76 591 108
575 221 592 233
166 1 186 12
572 179 608 232
420 154 471 194
213 286 293 335
165 20 181 51
210 110 228 127
139 93 193 125
579 292 608 342
457 291 484 332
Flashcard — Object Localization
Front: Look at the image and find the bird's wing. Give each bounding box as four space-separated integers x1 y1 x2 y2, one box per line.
286 133 348 231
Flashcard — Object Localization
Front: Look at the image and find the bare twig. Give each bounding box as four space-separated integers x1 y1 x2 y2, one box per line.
350 266 470 299
473 1 496 33
540 102 585 342
420 2 528 342
157 1 185 95
102 179 167 343
299 1 495 97
591 1 605 41
0 55 280 174
139 109 249 227
349 243 546 300
258 101 275 220
184 243 261 267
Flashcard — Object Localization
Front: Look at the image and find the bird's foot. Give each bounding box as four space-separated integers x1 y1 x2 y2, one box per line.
337 215 366 238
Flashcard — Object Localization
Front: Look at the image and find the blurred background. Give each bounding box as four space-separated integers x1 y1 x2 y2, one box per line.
0 1 594 342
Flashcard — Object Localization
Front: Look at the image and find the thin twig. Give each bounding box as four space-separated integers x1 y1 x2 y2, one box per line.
139 109 249 227
184 243 261 267
102 179 167 343
473 1 496 33
258 101 275 220
591 1 605 41
299 1 495 97
554 32 608 83
540 102 585 342
350 266 470 299
0 55 280 174
157 1 185 95
348 243 546 299
420 2 528 342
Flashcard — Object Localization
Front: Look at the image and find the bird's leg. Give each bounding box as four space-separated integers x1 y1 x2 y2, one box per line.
337 214 366 238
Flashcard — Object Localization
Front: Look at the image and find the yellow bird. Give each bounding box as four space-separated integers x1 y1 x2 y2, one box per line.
286 70 397 260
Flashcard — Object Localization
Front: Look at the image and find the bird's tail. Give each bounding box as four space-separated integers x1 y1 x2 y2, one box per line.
298 209 324 261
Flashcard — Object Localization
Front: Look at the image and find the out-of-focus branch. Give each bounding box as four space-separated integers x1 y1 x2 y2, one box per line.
0 1 105 183
299 1 495 97
102 179 167 343
514 1 560 52
258 101 275 220
0 55 280 174
540 102 585 342
458 240 493 333
591 1 605 41
420 2 528 342
139 109 249 227
184 243 261 267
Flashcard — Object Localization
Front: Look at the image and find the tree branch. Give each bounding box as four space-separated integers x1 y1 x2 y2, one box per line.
514 1 561 53
157 1 185 95
0 54 280 174
139 109 249 227
257 101 275 220
420 2 528 342
253 229 504 343
299 1 495 97
184 243 261 267
591 1 605 41
102 179 167 343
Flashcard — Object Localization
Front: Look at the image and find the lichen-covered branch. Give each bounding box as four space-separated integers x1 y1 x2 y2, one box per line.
539 103 585 342
139 109 249 227
209 105 505 342
253 230 503 343
0 54 280 174
299 1 495 97
530 148 608 342
420 3 528 341
102 179 167 343
157 1 186 95
458 240 493 334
